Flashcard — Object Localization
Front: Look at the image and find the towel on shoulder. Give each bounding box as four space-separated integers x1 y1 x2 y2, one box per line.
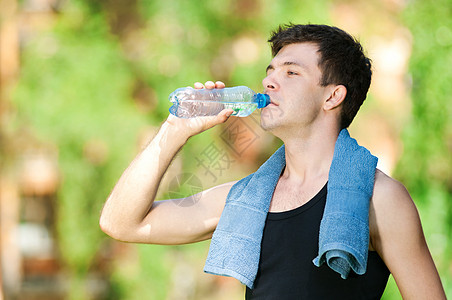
204 129 378 289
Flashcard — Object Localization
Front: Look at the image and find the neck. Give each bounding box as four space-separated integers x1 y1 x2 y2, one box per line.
280 126 341 184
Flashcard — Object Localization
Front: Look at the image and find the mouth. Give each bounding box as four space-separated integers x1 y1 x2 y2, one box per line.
269 99 279 106
266 94 279 106
262 92 279 107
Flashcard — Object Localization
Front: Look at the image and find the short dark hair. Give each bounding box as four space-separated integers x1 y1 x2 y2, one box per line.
268 24 372 129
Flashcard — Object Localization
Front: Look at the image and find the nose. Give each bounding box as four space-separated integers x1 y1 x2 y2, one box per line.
262 72 278 92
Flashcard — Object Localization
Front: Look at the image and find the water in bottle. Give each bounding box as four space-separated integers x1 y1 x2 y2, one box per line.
168 86 270 118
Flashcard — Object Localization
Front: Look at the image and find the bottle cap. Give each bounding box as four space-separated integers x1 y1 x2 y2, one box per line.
255 93 270 108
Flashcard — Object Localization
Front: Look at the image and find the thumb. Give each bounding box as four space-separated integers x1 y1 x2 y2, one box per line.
214 108 234 124
202 109 234 130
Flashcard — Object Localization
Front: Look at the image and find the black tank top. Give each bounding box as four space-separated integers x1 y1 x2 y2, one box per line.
245 183 390 299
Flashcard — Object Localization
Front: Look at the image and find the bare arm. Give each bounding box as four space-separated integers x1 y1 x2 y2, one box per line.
369 170 446 299
100 81 235 245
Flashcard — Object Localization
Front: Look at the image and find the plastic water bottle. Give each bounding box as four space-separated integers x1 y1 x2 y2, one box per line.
168 86 270 118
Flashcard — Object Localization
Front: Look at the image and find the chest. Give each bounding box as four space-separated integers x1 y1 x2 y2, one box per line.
269 181 378 251
247 191 389 299
269 179 326 212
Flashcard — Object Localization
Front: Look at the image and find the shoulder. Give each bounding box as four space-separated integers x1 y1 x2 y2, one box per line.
372 169 410 201
369 169 422 251
371 169 416 215
369 174 446 298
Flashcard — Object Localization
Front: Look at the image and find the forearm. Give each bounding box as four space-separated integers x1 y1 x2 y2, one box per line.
100 121 189 239
100 81 233 242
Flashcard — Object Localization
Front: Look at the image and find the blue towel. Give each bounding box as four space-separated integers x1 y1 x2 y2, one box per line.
204 129 378 288
312 129 378 278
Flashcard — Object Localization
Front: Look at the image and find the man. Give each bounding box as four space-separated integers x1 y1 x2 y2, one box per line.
100 24 446 299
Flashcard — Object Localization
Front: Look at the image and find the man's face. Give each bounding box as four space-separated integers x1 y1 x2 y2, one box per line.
260 42 330 135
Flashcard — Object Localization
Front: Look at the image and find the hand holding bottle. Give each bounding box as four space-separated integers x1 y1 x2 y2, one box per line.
168 81 270 118
164 81 234 141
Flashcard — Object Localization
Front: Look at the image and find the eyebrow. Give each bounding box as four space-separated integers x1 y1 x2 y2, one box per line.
266 61 308 73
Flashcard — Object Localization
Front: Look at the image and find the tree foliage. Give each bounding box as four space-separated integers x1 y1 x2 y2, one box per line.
9 0 451 298
395 0 452 294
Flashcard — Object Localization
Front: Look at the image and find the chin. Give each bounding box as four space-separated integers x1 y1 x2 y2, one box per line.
260 108 281 130
260 116 279 132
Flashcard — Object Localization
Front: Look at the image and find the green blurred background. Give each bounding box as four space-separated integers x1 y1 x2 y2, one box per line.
0 0 450 299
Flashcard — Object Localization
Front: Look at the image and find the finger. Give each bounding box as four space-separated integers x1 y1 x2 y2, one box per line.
222 108 234 118
204 81 215 89
200 109 232 128
215 81 226 89
166 113 180 125
216 109 234 122
194 82 204 89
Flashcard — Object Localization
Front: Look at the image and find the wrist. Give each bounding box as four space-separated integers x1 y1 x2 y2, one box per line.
158 120 191 146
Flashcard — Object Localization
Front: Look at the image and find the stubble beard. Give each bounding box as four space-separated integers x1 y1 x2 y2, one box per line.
260 109 283 132
260 118 277 132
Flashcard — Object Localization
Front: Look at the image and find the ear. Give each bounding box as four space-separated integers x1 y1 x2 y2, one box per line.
324 85 347 111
